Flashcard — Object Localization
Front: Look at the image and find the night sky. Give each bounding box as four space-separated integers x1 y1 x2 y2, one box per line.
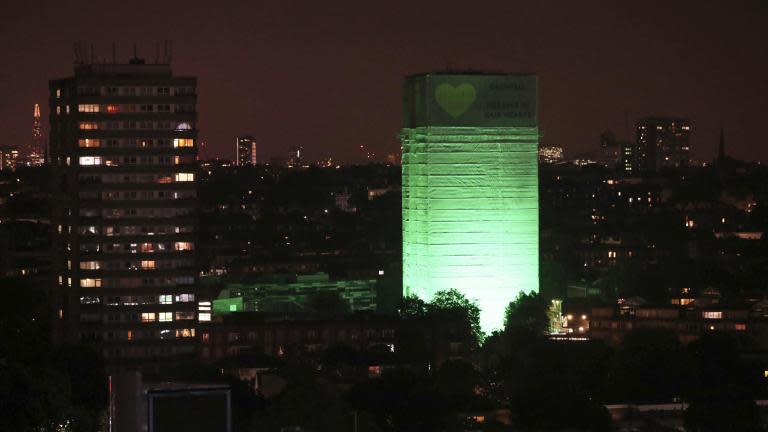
1 0 766 163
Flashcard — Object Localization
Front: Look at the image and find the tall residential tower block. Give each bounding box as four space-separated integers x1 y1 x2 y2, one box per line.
49 60 204 364
401 73 539 332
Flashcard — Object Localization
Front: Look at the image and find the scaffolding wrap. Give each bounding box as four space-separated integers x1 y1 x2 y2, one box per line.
402 125 539 333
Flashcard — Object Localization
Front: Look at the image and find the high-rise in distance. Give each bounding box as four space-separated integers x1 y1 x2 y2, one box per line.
636 117 691 170
236 135 257 166
401 73 539 332
49 57 204 364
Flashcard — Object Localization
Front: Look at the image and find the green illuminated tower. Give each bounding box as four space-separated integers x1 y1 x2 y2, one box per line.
401 73 539 333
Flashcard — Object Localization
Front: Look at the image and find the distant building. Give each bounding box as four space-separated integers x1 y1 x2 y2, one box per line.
620 141 643 176
636 117 691 170
538 146 564 164
212 272 379 315
49 58 203 363
287 145 304 167
598 130 621 168
31 103 45 164
111 372 231 432
0 146 20 171
200 313 473 369
236 136 257 166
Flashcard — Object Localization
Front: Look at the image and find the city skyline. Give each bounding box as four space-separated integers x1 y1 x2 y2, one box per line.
0 1 767 163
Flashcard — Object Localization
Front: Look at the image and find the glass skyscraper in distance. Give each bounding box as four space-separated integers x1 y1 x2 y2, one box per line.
401 73 539 332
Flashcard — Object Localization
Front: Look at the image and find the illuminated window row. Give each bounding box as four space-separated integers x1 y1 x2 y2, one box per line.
84 259 195 271
78 121 193 131
94 293 195 306
78 155 195 167
78 103 184 113
79 238 195 254
96 173 195 184
73 275 195 288
98 207 194 219
97 190 196 200
78 138 192 149
77 225 195 237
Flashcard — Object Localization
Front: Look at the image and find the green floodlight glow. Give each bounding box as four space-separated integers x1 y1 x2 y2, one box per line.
401 74 539 333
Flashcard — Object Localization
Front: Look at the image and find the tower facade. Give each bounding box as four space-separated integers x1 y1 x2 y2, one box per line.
636 117 691 170
49 60 203 364
236 136 257 166
401 73 539 332
31 103 45 164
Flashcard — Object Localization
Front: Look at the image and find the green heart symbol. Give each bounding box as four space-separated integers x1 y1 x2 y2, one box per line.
435 83 476 118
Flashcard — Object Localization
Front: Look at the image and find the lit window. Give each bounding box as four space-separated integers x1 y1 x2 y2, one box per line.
78 139 101 148
159 295 172 305
198 313 211 322
80 278 102 288
176 328 195 338
175 293 195 302
79 156 102 166
173 138 194 148
703 311 723 320
78 122 99 130
141 260 156 269
56 89 61 99
80 261 100 270
735 323 746 331
127 330 133 341
106 105 120 113
78 104 100 113
174 173 195 182
159 312 172 322
175 122 192 131
141 312 156 322
174 242 194 251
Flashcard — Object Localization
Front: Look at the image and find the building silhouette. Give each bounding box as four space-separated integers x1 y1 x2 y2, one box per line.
636 117 691 170
236 136 257 166
49 58 203 364
30 103 46 165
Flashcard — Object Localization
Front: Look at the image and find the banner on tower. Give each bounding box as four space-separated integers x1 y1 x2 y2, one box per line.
403 74 537 128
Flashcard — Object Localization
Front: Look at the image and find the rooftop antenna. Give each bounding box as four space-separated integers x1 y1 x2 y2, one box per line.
90 43 94 64
133 43 138 59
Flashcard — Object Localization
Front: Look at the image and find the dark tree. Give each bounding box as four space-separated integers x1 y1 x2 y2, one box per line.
503 291 549 338
429 289 484 345
684 333 763 432
609 328 687 403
